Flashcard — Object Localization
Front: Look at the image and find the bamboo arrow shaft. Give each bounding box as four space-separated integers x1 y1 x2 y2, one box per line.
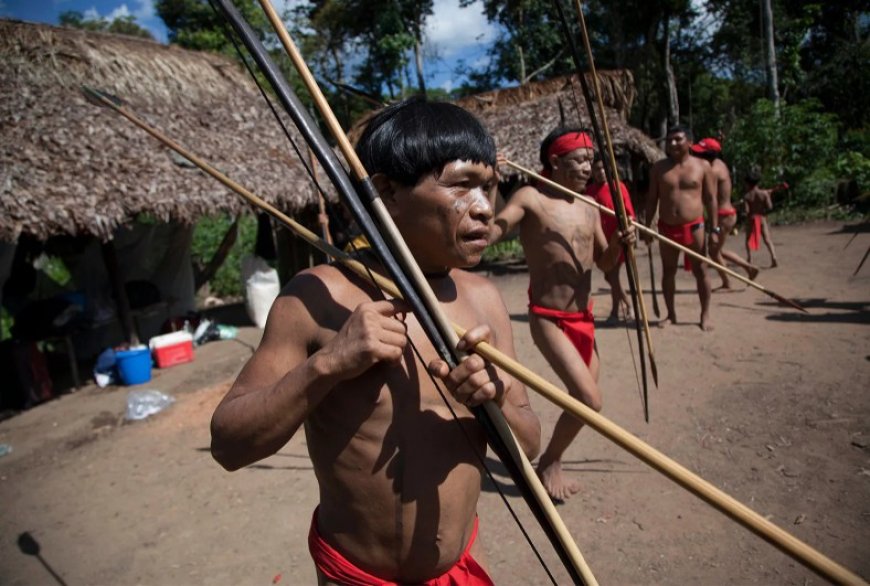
92 95 860 584
506 159 805 310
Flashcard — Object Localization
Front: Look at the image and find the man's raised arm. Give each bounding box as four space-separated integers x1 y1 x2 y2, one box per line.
489 188 529 245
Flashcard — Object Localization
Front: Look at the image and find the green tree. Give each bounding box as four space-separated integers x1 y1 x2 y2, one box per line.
155 0 271 53
299 0 433 99
458 0 575 91
727 99 840 208
59 10 154 39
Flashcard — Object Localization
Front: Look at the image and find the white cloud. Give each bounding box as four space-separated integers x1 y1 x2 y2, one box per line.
82 6 100 20
107 4 131 20
425 0 496 58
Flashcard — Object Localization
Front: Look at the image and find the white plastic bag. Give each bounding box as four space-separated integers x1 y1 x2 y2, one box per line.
241 255 280 329
125 389 175 421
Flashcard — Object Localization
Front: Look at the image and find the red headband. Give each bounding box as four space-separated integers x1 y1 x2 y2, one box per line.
547 132 594 158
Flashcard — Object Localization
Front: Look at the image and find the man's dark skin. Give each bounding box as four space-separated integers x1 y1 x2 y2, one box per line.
210 159 540 584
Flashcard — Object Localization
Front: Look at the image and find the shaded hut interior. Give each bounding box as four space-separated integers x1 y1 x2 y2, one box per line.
0 19 330 405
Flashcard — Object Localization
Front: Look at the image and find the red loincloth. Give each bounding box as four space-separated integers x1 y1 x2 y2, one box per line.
657 218 704 271
747 214 763 251
717 208 737 218
308 509 494 586
528 302 596 366
586 181 635 265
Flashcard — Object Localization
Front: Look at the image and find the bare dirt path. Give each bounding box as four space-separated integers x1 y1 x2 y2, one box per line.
1 220 868 585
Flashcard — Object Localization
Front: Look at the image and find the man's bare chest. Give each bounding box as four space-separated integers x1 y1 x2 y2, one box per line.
663 167 704 193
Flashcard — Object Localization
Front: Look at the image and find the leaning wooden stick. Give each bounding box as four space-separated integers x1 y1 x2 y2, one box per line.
647 241 660 318
88 91 863 584
506 159 808 313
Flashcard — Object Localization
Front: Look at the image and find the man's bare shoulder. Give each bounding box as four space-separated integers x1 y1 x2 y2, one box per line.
652 158 672 174
712 159 729 177
510 184 541 206
270 263 357 326
455 270 507 306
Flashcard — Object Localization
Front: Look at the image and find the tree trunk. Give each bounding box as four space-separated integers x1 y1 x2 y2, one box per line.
761 0 781 112
413 38 426 94
662 11 679 126
516 43 526 85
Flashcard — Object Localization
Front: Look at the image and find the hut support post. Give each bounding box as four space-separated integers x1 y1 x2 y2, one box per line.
100 240 139 347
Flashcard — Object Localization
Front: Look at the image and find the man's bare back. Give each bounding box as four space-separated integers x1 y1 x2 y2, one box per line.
744 185 774 215
711 159 734 211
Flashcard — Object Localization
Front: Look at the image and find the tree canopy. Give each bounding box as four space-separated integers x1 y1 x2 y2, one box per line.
147 0 867 213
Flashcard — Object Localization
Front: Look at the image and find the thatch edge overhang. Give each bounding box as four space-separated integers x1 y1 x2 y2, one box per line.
454 73 663 177
0 19 325 243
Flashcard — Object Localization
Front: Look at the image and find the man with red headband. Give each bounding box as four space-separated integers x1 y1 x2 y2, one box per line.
644 125 717 331
490 127 634 502
690 138 760 289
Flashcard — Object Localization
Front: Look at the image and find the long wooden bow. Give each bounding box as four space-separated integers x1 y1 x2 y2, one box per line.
550 0 657 423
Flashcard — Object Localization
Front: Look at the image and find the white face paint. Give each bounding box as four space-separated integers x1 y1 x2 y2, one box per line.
466 185 494 214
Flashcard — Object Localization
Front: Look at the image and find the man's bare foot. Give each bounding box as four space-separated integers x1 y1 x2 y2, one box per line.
748 266 760 280
658 316 676 328
537 459 581 503
713 282 732 292
771 258 779 268
605 313 619 325
700 314 714 331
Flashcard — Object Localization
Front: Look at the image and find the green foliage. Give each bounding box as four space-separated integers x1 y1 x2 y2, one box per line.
155 0 269 53
482 238 525 263
191 214 258 298
725 98 868 211
1 307 12 340
33 255 72 288
59 10 154 39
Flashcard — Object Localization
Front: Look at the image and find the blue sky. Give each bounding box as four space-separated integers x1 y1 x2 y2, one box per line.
0 0 497 91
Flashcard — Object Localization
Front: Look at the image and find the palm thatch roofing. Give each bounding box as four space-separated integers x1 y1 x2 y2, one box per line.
0 19 321 243
454 72 663 175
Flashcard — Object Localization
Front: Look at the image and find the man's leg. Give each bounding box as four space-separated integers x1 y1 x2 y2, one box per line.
604 266 629 321
690 227 713 331
530 314 601 502
721 249 759 280
659 241 680 326
761 219 778 267
709 232 731 290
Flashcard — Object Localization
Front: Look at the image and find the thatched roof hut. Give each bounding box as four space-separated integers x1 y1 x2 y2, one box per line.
0 19 320 243
455 72 663 178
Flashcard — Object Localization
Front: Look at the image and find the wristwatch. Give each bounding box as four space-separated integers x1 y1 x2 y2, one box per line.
709 226 722 235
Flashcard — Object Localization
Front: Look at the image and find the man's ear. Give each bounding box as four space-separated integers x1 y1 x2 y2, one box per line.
548 153 560 172
371 173 400 214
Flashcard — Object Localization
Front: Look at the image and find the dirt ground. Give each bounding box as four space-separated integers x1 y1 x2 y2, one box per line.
1 220 868 586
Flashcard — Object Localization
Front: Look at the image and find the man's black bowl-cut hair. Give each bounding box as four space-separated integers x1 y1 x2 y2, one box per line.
356 96 497 186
